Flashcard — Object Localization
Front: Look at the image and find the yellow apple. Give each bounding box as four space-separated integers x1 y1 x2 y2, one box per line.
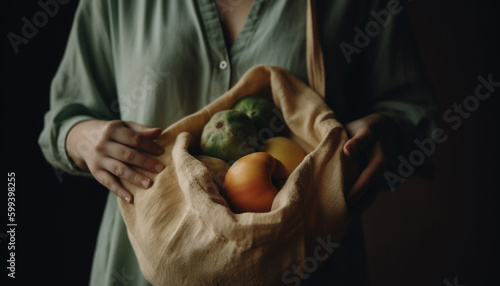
262 136 306 174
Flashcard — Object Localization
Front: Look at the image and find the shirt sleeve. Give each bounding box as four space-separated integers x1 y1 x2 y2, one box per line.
345 1 438 156
38 0 118 176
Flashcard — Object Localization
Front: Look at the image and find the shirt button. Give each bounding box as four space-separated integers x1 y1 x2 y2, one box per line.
219 60 228 70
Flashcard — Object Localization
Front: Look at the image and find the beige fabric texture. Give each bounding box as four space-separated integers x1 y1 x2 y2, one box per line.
118 64 355 285
306 0 325 98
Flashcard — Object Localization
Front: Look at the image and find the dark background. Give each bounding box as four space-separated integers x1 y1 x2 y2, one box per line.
1 0 499 285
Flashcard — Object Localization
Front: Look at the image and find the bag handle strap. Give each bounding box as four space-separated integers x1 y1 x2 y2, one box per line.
306 0 325 98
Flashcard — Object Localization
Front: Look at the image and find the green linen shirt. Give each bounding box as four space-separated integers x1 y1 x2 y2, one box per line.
39 0 436 285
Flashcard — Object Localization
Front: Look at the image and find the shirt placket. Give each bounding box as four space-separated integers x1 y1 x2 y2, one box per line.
197 0 232 102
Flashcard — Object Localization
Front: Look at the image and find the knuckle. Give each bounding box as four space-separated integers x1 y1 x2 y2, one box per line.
94 140 107 153
122 148 135 162
131 133 143 147
103 120 121 134
86 159 98 171
88 162 100 174
113 164 125 177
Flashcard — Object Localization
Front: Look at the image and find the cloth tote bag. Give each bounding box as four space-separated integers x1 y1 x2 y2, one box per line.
118 1 356 284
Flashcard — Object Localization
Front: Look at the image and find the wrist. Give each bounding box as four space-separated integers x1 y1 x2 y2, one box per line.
65 119 101 171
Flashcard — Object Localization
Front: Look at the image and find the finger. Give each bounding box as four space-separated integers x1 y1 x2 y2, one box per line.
105 141 164 173
343 128 376 157
99 157 152 189
347 143 388 207
124 121 163 139
110 124 164 155
94 169 134 204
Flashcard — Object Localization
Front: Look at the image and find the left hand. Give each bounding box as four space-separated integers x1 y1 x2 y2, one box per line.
343 113 399 210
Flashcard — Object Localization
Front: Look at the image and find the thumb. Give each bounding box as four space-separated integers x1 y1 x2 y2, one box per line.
343 129 376 157
124 121 163 138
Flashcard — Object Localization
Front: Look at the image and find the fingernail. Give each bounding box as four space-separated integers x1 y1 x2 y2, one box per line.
155 163 164 172
124 195 131 203
141 178 150 188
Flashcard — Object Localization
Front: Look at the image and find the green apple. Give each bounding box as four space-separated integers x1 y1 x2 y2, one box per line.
232 94 287 143
200 110 257 163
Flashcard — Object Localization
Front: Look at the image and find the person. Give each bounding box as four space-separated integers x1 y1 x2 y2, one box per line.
39 0 437 285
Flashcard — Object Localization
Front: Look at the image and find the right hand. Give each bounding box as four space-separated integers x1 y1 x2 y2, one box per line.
66 120 165 204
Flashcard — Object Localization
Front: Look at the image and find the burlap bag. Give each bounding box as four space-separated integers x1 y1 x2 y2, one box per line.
117 1 355 285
